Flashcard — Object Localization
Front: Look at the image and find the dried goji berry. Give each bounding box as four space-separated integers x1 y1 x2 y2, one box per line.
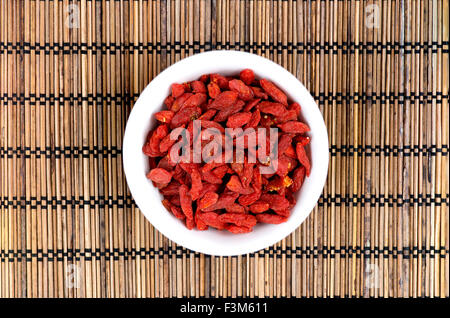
200 169 223 184
197 212 227 230
278 121 310 134
207 82 221 99
275 156 291 177
226 175 254 194
218 213 257 228
238 190 261 206
229 79 254 101
171 83 185 98
159 135 177 153
210 73 229 89
155 110 175 124
183 93 207 108
284 144 297 159
171 92 193 112
259 101 287 117
200 120 225 133
195 211 209 230
202 192 240 211
226 112 252 128
274 209 290 217
244 109 261 129
170 106 201 128
191 80 207 93
260 79 288 105
225 224 252 234
239 69 255 85
168 195 181 206
259 194 290 211
240 162 254 188
226 204 246 214
208 91 239 110
197 183 220 199
243 98 261 112
296 144 311 176
255 213 288 224
259 114 275 128
179 184 193 219
276 134 294 155
296 135 311 146
288 102 301 118
199 74 209 83
185 218 195 230
160 181 181 196
249 201 270 213
198 192 219 210
157 156 175 170
190 168 203 201
214 99 245 122
276 109 298 123
212 165 229 179
199 109 217 121
250 86 268 99
164 95 175 108
147 168 173 184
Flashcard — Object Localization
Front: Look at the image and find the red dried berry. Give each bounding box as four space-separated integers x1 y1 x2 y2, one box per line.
229 79 254 101
226 175 254 194
226 112 252 128
250 86 269 99
260 79 288 105
184 93 207 108
210 73 229 89
296 143 311 176
259 101 287 117
198 192 219 210
243 98 261 112
191 80 207 93
171 83 185 98
249 201 270 213
208 91 239 110
197 212 227 230
171 92 193 112
179 184 193 219
146 168 173 184
239 69 255 85
155 110 175 124
218 213 257 228
207 82 221 99
214 100 245 122
278 121 310 134
255 213 288 224
190 168 203 201
259 194 290 211
225 224 252 234
170 106 201 128
195 211 209 230
199 74 209 83
164 95 175 108
185 218 195 230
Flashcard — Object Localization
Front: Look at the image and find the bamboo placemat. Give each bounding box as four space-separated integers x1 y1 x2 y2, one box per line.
0 0 448 298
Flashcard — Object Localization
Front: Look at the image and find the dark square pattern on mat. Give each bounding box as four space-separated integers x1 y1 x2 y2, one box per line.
0 0 448 298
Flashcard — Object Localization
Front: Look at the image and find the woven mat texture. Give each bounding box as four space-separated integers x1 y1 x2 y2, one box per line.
0 0 449 298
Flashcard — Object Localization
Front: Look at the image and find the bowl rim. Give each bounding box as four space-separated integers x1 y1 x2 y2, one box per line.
123 50 329 256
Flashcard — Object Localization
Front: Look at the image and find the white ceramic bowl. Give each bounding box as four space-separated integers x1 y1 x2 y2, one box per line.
123 50 329 256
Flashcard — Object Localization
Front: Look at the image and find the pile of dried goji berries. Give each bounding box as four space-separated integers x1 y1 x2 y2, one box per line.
143 69 311 234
